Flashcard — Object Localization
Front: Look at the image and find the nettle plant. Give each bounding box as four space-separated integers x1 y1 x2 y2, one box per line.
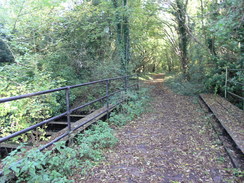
76 121 118 150
1 143 75 183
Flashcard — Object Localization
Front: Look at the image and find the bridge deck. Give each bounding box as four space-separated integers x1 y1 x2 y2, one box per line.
0 105 117 153
46 105 114 144
200 94 244 154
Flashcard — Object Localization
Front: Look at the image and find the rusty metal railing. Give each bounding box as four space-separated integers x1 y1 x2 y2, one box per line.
224 68 244 109
0 74 139 150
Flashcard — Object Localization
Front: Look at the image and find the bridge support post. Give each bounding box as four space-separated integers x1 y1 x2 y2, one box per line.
137 74 139 91
124 76 128 103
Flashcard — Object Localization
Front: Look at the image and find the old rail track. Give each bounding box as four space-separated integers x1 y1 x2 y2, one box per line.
199 94 244 170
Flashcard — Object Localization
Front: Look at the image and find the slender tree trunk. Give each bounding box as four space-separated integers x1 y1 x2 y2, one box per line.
112 0 130 74
240 3 244 69
200 0 206 42
175 0 189 79
123 0 130 74
12 0 26 33
166 51 172 72
112 0 124 71
241 40 244 69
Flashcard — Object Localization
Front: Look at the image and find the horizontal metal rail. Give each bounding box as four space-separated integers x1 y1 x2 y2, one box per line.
69 76 127 89
227 91 244 101
227 80 244 86
228 69 244 71
0 87 67 104
225 68 243 105
0 75 133 104
70 95 107 113
0 112 68 143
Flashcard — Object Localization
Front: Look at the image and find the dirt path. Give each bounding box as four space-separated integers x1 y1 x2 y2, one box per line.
79 74 237 183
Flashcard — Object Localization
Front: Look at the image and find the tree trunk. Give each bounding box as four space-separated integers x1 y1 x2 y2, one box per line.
166 51 172 72
200 0 206 42
175 0 189 79
112 0 130 74
123 0 130 74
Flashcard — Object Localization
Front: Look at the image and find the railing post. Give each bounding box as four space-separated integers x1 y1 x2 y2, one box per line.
65 87 71 133
225 68 228 98
106 80 109 118
124 76 128 102
137 74 139 91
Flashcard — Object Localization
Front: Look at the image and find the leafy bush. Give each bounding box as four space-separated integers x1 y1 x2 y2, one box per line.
1 120 118 182
76 121 118 150
164 73 207 96
1 144 73 183
109 88 149 126
0 63 64 143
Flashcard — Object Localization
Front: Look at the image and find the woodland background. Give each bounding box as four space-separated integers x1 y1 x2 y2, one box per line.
0 0 243 137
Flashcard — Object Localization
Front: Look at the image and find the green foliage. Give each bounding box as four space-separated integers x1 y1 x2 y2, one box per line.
0 0 132 142
164 72 207 96
0 0 155 131
1 143 73 183
109 88 149 126
1 80 148 182
76 121 118 150
156 0 243 108
130 0 165 73
198 0 243 95
0 63 64 142
205 68 225 94
225 168 244 178
1 120 118 182
0 39 14 63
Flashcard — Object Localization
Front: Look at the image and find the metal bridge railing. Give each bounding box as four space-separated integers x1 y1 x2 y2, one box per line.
224 68 244 109
0 74 139 151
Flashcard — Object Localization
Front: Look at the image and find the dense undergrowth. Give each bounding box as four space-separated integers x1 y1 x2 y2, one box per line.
164 72 207 96
0 88 149 183
164 71 243 109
